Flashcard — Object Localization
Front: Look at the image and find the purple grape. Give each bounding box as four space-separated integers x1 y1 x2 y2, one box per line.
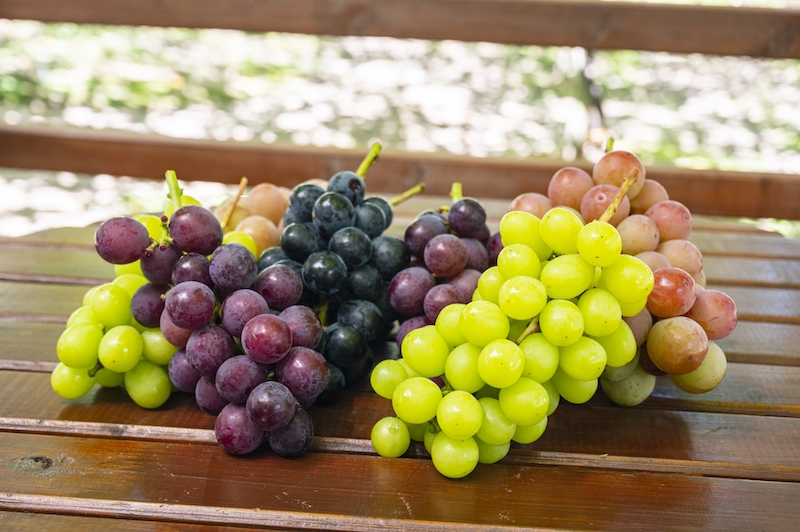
241 313 293 364
423 283 466 322
279 305 323 349
220 289 270 338
396 314 432 349
423 233 468 278
336 299 384 343
140 242 182 285
94 216 151 264
268 408 314 458
168 205 223 255
165 280 216 330
172 252 213 287
131 282 167 329
209 243 258 292
215 403 265 455
276 346 330 408
388 266 436 317
252 263 304 311
215 355 269 405
471 224 491 245
195 375 229 415
168 349 201 393
185 324 236 378
246 381 298 432
448 268 480 301
448 197 487 237
460 237 489 272
368 235 411 281
160 308 193 348
404 215 448 258
486 231 504 267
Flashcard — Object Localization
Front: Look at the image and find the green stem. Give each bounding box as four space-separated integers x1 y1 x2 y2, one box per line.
165 170 184 214
356 141 383 177
605 137 615 153
515 316 540 344
598 167 640 223
449 182 463 203
389 183 425 206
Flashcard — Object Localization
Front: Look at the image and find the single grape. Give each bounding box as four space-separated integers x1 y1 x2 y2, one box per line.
508 191 552 218
324 322 367 368
94 216 152 264
160 308 193 348
645 200 692 242
646 266 697 318
592 150 647 198
302 251 348 295
539 254 594 300
371 417 411 458
369 235 411 281
185 324 236 378
247 182 288 225
547 166 595 211
576 220 622 268
276 346 330 407
459 300 509 347
477 266 506 304
98 325 143 373
268 408 314 458
602 255 655 304
402 325 450 378
656 239 703 275
684 289 738 340
124 359 172 409
215 355 269 405
600 363 656 406
512 415 548 445
498 210 552 261
617 214 660 256
497 243 541 279
577 288 622 337
167 349 201 393
209 243 259 292
519 333 559 383
550 367 598 404
540 207 584 255
131 283 167 329
630 179 669 214
539 299 584 347
434 302 467 347
559 336 607 381
252 262 304 311
448 197 487 237
141 328 178 365
646 316 709 375
246 380 297 432
353 202 387 239
497 275 548 321
477 339 525 389
279 305 323 348
460 237 489 272
140 242 182 285
313 191 355 238
90 283 133 329
392 376 442 424
215 403 265 455
669 341 727 393
168 205 223 255
404 214 449 258
498 377 549 427
363 196 393 227
430 431 479 479
171 252 213 288
51 362 97 400
56 322 104 368
195 375 229 415
288 183 326 222
590 320 638 368
241 313 293 365
220 289 270 338
388 266 436 317
280 222 321 262
475 396 516 446
423 234 468 278
395 314 432 349
370 359 409 399
164 281 216 330
437 390 483 440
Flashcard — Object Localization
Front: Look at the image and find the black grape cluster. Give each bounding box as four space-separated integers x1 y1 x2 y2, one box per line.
256 169 411 404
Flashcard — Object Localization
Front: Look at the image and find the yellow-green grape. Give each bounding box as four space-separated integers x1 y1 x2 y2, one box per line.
600 364 657 406
82 285 101 306
431 432 479 479
474 384 500 400
406 421 430 442
423 424 438 454
498 377 549 427
90 283 133 329
370 359 409 399
124 359 172 409
397 358 422 379
223 230 258 258
558 336 607 381
601 351 640 382
541 379 560 416
471 288 483 301
436 390 483 440
134 213 165 239
590 320 637 368
370 416 411 458
475 397 516 445
459 300 510 347
497 276 548 321
476 266 505 304
577 288 622 337
602 255 655 303
618 296 649 317
435 303 467 346
512 415 548 444
141 328 179 365
95 367 125 388
475 437 511 464
519 332 560 383
164 194 201 218
539 299 584 347
540 207 584 255
444 342 485 393
113 260 144 278
51 362 97 400
539 254 595 300
497 243 542 279
477 339 525 389
56 322 104 368
112 273 149 298
550 367 598 404
498 210 552 261
392 377 443 424
577 220 622 267
669 341 728 394
401 325 450 378
66 305 100 328
98 325 143 373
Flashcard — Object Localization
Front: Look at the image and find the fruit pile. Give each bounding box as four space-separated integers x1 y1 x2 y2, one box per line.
368 149 738 478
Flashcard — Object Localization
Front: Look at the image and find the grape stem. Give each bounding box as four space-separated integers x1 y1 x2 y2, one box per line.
220 176 249 231
87 361 104 378
605 137 615 153
389 183 426 206
450 182 463 203
515 316 540 344
356 141 383 177
598 167 640 223
165 170 183 214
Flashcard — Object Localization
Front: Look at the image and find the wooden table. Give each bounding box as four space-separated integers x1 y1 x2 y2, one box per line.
1 196 799 530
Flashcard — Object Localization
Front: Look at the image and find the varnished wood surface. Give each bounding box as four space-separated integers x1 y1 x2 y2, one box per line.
0 196 799 530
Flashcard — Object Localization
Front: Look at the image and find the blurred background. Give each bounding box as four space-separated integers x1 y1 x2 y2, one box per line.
1 7 799 237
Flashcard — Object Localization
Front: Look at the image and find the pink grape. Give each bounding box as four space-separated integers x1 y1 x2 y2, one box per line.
547 167 594 211
645 200 692 242
684 289 738 340
646 267 697 318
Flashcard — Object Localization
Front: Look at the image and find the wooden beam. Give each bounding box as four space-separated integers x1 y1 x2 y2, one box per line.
2 124 799 219
2 0 799 59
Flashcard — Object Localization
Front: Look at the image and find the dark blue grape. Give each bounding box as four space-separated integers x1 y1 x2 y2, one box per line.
312 362 345 406
327 170 365 206
368 235 411 281
336 299 384 343
353 202 387 239
312 191 355 238
302 251 348 295
289 183 326 222
344 264 384 301
340 345 375 385
257 246 289 272
328 226 372 269
324 322 366 368
363 196 393 227
280 222 320 262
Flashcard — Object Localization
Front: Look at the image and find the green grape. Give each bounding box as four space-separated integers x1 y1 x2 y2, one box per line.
124 359 172 409
498 377 549 427
423 424 438 454
600 363 656 406
601 351 640 382
590 320 637 367
476 266 505 304
430 432 479 479
402 325 450 378
112 273 149 298
577 288 622 337
222 230 258 258
82 285 101 306
437 390 483 440
474 384 500 400
539 254 594 300
540 207 583 255
475 397 516 445
512 415 548 444
90 283 133 329
128 316 148 334
459 300 510 347
98 325 143 373
541 379 560 416
618 296 649 317
497 276 547 321
475 436 510 464
113 260 144 278
519 332 559 383
164 194 201 218
435 303 467 346
95 367 125 388
392 377 443 424
370 359 409 399
558 336 607 381
51 362 97 400
550 367 598 404
602 255 655 303
577 220 622 267
66 305 100 328
397 358 422 379
497 243 542 279
444 342 485 393
477 339 525 389
56 322 104 368
498 210 552 261
539 299 584 347
141 328 179 365
134 213 165 239
370 416 411 458
406 421 430 442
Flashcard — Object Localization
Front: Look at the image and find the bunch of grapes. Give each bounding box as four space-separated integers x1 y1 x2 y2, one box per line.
368 149 738 478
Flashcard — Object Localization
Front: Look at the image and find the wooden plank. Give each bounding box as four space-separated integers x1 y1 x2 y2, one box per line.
707 284 800 324
0 282 86 319
0 511 248 532
717 321 800 367
2 125 800 220
690 231 800 260
0 247 112 284
2 0 799 58
703 257 800 289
